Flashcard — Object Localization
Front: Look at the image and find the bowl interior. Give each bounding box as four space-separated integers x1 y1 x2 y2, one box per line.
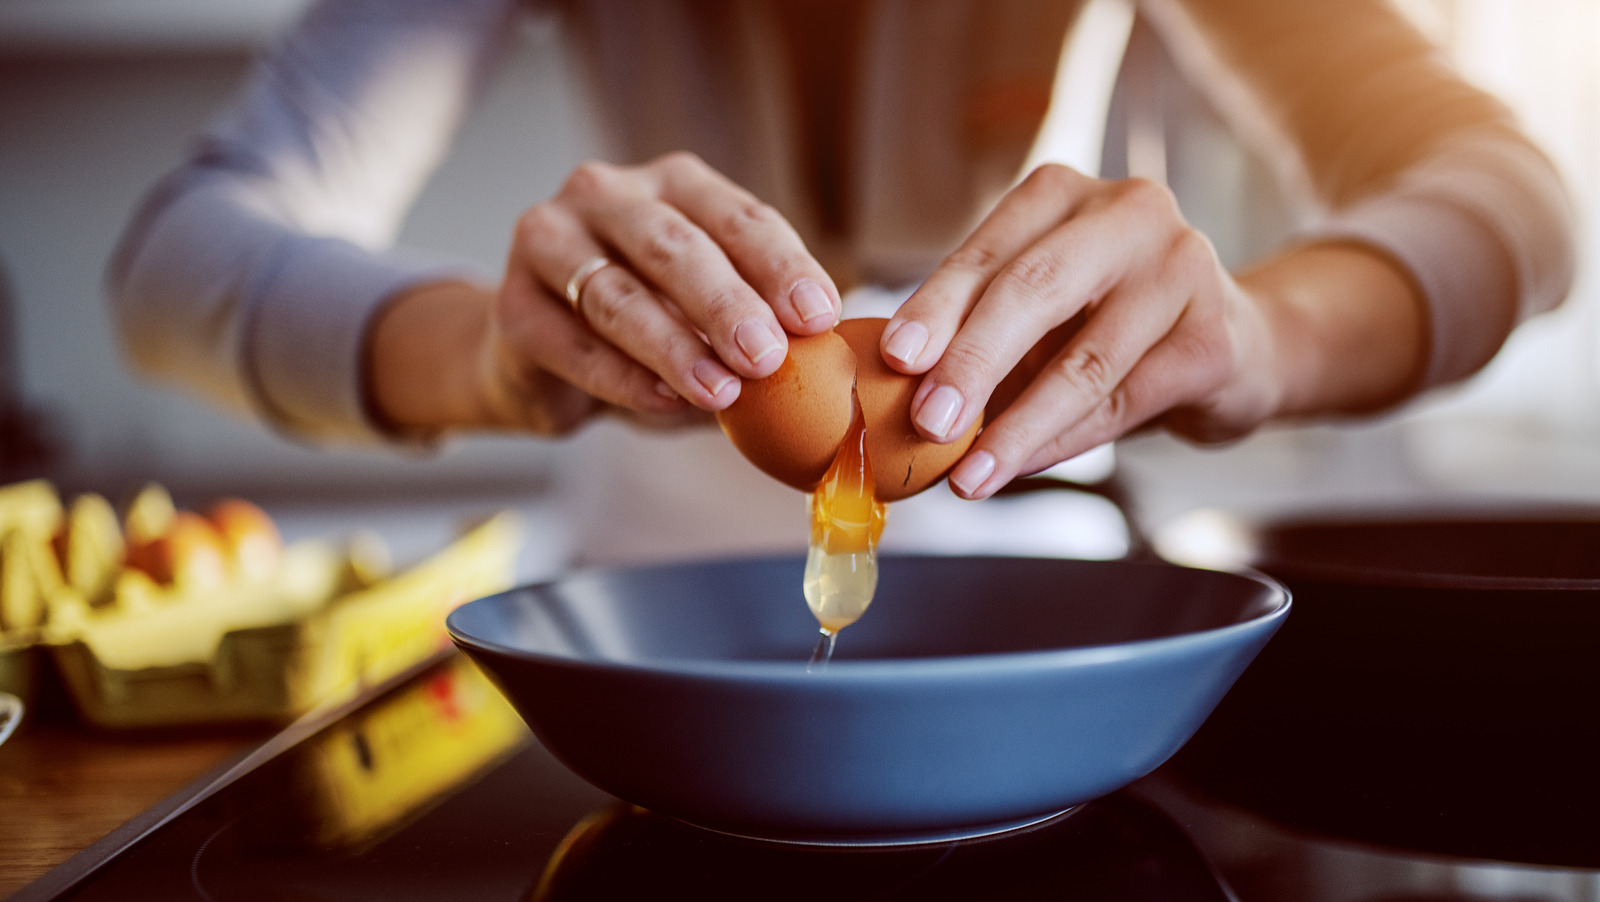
449 555 1285 668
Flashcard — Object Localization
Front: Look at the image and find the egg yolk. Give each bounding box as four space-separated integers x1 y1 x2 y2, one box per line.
802 396 888 634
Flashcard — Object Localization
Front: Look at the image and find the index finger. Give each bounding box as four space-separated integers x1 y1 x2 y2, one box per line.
559 159 788 380
656 154 842 335
879 164 1096 376
907 178 1182 444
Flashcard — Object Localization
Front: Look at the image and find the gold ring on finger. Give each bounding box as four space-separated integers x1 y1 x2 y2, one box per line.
564 255 612 309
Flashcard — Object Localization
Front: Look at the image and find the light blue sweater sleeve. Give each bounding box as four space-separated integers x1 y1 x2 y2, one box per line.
108 0 521 443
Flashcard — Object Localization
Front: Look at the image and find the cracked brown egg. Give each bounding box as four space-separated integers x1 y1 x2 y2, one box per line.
716 317 981 502
716 317 982 638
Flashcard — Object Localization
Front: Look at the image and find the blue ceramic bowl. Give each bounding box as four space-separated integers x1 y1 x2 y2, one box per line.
448 555 1288 844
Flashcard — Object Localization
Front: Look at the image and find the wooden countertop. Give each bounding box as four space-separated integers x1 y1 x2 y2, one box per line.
0 715 265 899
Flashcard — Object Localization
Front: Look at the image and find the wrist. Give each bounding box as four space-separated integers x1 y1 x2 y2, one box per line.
364 280 497 436
1240 242 1427 419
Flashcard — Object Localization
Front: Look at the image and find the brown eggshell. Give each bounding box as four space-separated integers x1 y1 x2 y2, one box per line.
133 511 229 589
716 329 857 491
208 498 284 581
836 318 982 502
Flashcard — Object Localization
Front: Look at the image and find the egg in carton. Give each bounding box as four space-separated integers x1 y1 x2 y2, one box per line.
46 487 520 729
0 479 68 710
0 479 521 729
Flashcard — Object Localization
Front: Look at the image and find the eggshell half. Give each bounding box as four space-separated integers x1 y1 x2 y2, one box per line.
836 318 982 502
718 318 983 500
716 328 856 491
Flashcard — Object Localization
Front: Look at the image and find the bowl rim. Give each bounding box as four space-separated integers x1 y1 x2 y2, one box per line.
1242 509 1600 591
446 554 1291 684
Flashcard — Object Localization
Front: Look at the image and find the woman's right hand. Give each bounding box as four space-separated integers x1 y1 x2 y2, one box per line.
368 152 844 438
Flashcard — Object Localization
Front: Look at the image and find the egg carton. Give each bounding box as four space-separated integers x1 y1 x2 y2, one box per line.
0 479 522 729
51 513 520 729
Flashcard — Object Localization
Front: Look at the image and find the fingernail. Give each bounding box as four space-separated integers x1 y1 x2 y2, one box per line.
735 320 783 365
791 280 836 325
654 380 679 400
883 320 929 367
915 384 964 439
694 359 736 397
950 450 996 497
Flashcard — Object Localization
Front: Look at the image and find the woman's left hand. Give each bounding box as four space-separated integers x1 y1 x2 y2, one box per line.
876 163 1304 500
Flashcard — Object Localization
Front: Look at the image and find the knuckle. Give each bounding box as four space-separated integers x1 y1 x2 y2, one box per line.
995 253 1063 306
1051 344 1120 397
1024 162 1079 196
764 259 812 299
668 339 715 380
1170 227 1217 278
945 242 1005 276
561 161 617 200
989 416 1050 468
639 216 702 268
1032 437 1077 474
1175 324 1233 389
579 271 646 332
1068 390 1135 450
720 199 782 241
1117 176 1180 218
936 340 1000 383
698 286 757 327
1098 385 1132 426
513 204 561 247
654 150 707 175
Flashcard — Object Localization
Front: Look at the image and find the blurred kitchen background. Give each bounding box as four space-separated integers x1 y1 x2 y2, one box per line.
1 0 1598 567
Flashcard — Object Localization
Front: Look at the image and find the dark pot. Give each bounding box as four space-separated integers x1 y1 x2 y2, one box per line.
1163 510 1600 867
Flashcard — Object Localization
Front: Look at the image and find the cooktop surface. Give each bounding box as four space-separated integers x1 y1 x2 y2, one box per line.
20 655 1599 902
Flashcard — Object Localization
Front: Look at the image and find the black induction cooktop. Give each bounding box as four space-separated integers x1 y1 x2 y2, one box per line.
16 654 1598 902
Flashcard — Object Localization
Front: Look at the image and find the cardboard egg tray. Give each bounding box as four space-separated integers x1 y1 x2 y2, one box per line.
0 479 521 729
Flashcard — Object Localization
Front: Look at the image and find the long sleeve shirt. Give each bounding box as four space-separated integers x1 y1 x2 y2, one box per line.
107 0 1575 446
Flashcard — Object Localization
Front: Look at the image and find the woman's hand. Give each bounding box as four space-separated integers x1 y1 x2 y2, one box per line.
878 163 1426 499
367 152 842 437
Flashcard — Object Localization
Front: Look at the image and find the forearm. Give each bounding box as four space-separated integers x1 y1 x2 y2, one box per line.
107 0 519 444
1154 0 1575 393
1242 241 1426 419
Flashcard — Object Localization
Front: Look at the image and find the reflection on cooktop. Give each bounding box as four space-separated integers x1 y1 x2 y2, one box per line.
530 798 1230 901
1138 774 1599 902
50 657 1229 902
33 655 1600 902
